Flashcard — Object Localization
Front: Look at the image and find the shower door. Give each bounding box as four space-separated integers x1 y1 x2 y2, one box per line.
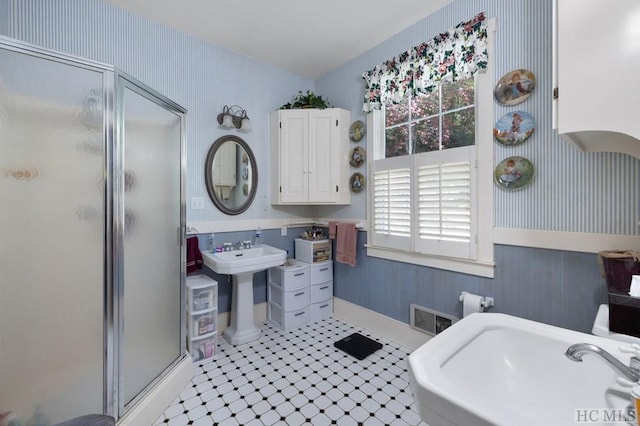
0 37 186 424
0 41 107 423
116 76 185 413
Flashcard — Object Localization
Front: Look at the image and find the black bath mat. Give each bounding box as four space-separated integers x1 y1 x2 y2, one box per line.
334 332 383 360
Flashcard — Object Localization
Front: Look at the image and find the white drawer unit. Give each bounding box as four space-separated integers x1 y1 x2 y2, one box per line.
268 282 310 311
268 303 311 331
186 274 218 362
310 299 333 322
310 281 333 303
295 238 332 263
310 260 333 284
268 260 333 331
268 261 309 290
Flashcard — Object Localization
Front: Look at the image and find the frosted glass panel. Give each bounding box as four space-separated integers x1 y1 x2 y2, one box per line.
0 49 104 423
121 84 182 405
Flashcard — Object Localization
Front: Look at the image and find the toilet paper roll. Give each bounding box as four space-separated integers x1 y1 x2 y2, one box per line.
462 292 485 317
630 275 640 297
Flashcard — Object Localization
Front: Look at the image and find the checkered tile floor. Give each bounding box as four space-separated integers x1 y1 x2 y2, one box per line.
154 317 426 425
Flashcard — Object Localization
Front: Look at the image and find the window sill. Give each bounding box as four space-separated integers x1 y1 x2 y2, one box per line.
365 245 495 278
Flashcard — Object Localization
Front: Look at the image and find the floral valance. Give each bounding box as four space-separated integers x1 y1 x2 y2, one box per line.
362 12 488 112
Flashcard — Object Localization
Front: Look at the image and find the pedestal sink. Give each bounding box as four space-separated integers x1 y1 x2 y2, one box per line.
201 244 286 345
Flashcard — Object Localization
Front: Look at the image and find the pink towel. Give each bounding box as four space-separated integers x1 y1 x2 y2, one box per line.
336 223 357 267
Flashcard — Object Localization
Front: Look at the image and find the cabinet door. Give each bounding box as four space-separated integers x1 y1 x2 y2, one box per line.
279 110 309 203
308 109 337 203
554 0 640 156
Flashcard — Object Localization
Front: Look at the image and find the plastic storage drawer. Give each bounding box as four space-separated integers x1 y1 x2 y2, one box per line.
310 281 333 303
189 310 217 338
268 262 309 290
310 299 333 322
268 282 309 311
190 333 216 362
310 261 333 285
268 303 310 331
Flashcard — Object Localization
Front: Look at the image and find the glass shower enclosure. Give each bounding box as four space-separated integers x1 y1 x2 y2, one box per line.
0 36 186 423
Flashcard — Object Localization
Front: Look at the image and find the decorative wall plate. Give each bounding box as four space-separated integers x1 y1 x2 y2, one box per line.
350 172 365 193
494 69 536 106
493 111 536 146
349 120 365 142
349 146 366 168
494 156 534 190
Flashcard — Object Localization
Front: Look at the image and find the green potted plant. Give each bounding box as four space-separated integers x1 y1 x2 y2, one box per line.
280 90 331 110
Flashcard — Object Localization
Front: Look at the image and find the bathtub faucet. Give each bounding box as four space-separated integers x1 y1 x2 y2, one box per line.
565 343 640 383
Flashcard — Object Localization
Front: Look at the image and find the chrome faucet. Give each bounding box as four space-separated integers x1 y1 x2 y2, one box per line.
565 343 640 382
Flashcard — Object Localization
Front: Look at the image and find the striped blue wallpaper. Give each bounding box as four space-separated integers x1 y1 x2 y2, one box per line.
317 0 640 235
2 0 634 333
3 0 315 225
5 0 637 234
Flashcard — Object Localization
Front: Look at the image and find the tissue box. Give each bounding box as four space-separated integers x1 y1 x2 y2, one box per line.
608 290 640 338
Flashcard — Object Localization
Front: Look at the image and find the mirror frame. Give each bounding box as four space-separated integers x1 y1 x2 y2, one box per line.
205 134 258 215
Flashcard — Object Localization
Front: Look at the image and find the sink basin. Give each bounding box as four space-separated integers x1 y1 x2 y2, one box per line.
201 244 286 345
201 244 286 275
408 313 635 426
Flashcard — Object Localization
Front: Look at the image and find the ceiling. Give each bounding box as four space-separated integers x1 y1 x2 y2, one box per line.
102 0 453 79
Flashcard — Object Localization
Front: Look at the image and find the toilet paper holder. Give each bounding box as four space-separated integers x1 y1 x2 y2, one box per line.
459 291 495 310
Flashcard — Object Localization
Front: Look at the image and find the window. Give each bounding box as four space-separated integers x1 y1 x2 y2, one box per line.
364 15 495 278
372 79 478 260
384 79 475 156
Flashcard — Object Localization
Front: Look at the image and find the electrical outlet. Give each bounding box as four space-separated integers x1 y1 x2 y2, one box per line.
190 197 204 210
281 226 287 236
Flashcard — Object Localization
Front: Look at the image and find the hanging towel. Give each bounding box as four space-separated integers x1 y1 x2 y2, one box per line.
328 222 338 239
336 222 357 267
186 236 203 274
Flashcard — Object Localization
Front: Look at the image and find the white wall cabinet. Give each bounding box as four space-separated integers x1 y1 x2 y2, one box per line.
186 275 218 363
267 260 333 331
553 0 640 159
270 108 351 205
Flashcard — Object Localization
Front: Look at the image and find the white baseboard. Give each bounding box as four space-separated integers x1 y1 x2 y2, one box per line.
333 298 431 351
117 356 193 426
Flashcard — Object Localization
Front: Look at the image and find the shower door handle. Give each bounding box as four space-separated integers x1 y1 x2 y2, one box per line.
178 227 185 246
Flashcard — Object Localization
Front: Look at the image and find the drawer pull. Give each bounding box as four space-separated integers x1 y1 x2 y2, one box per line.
294 272 305 277
294 292 305 297
320 304 329 309
320 286 329 290
294 311 306 317
319 268 329 271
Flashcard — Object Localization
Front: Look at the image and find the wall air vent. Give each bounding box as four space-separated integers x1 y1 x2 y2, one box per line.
410 304 458 336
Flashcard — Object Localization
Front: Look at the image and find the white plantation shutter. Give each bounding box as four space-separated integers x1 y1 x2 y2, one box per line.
371 156 411 251
414 147 477 259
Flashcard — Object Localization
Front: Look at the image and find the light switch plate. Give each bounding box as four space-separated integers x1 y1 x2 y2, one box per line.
281 226 287 236
190 197 204 210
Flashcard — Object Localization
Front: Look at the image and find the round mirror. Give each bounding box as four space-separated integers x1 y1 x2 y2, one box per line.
205 135 258 215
